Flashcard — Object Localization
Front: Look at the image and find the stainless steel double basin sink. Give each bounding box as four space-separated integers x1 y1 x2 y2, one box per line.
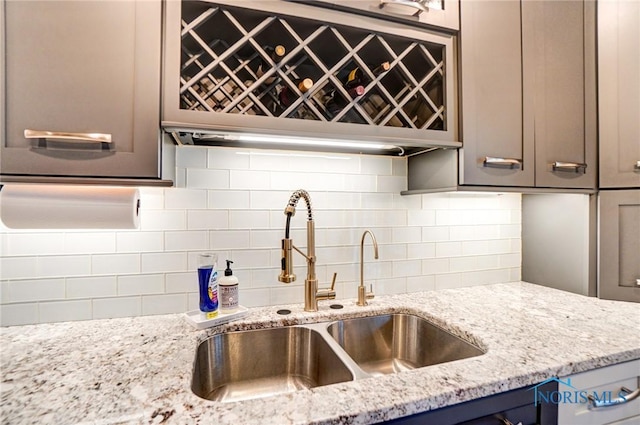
191 313 485 403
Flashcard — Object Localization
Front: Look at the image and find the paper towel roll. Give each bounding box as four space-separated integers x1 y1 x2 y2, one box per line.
0 184 140 229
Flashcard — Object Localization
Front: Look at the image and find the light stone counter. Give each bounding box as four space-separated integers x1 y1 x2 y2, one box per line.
1 282 639 424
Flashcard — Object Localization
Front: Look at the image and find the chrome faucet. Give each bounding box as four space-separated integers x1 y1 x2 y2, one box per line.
358 230 378 306
278 190 336 312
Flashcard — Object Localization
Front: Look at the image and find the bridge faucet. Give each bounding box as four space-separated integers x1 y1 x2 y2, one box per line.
278 189 336 312
358 230 378 306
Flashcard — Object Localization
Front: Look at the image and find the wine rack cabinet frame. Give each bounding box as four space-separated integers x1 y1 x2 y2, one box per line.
162 0 460 151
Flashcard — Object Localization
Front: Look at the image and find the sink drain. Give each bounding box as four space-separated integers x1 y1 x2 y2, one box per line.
329 304 344 309
277 309 291 315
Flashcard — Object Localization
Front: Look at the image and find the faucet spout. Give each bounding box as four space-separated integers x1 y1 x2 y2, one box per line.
358 230 378 306
278 190 336 312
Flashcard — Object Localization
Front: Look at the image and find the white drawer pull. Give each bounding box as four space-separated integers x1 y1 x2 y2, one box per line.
588 386 640 409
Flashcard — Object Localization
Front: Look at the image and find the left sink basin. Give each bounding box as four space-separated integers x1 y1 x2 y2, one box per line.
191 327 355 403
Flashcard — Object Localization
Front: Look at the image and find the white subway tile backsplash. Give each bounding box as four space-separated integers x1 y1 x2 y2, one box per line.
2 233 63 256
407 243 436 259
140 210 186 231
0 147 521 325
116 232 164 253
422 226 450 242
210 230 251 250
377 175 406 193
250 191 291 210
141 252 187 273
165 272 195 294
422 258 450 275
435 242 462 258
93 296 141 319
408 210 436 226
118 274 164 296
142 294 187 315
164 231 208 251
0 303 39 326
230 170 270 190
64 233 116 255
187 210 229 230
229 210 270 230
2 279 65 303
176 146 207 169
208 190 251 209
37 256 92 278
66 276 117 299
40 300 92 323
186 169 230 189
0 257 38 279
208 148 250 170
164 189 208 210
361 156 392 176
392 260 422 278
240 288 271 307
92 254 140 275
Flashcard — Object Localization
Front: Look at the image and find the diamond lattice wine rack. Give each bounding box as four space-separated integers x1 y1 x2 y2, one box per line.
179 1 449 129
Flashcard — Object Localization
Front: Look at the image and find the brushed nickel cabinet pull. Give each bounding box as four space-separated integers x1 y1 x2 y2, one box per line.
588 386 640 409
552 161 587 174
482 157 522 169
24 129 112 144
379 0 429 16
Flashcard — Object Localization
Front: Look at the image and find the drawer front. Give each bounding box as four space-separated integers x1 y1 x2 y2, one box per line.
558 360 640 425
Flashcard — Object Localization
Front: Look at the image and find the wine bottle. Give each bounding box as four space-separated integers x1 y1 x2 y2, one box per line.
256 45 286 84
278 78 313 107
337 61 390 89
372 61 390 76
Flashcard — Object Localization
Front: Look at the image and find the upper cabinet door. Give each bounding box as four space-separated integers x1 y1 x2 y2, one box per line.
0 0 162 180
529 0 597 189
598 0 640 189
309 0 460 31
459 0 534 187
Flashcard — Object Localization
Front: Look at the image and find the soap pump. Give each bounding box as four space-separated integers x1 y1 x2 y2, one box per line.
219 260 239 313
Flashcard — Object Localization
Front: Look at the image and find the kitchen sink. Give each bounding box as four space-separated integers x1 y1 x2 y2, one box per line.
326 313 485 376
191 312 485 402
191 326 355 403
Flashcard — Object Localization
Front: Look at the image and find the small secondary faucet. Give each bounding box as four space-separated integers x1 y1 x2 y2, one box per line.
358 230 378 306
278 189 336 312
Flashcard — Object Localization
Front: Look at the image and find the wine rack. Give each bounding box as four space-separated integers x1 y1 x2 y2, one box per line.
179 1 448 132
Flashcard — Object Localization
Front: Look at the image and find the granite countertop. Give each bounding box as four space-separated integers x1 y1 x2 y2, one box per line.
2 282 640 425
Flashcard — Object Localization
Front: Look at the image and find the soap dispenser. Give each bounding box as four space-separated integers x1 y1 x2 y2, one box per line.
219 260 239 313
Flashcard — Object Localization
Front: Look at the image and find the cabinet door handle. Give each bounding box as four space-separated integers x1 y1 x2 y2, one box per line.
379 0 429 16
588 386 640 409
24 129 112 144
634 161 640 172
482 157 522 169
551 161 587 174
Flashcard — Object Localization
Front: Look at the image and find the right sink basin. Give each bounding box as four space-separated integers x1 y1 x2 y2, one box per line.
327 313 485 376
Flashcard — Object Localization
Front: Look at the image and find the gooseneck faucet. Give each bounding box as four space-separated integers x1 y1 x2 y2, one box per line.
358 230 378 306
278 190 336 312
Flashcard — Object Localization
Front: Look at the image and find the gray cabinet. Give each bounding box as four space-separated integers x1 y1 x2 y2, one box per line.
162 0 459 152
459 0 596 190
300 0 460 32
598 0 640 189
0 0 163 183
599 190 640 303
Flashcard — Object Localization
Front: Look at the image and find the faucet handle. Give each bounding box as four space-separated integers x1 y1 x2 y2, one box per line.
330 272 337 291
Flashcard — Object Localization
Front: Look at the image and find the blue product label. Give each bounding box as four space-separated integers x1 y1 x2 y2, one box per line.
198 266 218 315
